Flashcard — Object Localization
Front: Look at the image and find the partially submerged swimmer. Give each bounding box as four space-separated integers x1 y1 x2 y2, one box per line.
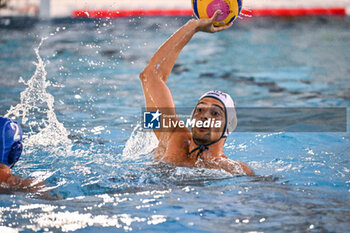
140 11 254 175
0 116 45 192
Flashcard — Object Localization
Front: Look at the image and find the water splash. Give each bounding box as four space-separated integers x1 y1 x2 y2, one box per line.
5 38 71 149
122 124 158 161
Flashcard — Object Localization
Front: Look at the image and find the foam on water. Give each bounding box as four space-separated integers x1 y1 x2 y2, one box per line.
5 39 71 149
1 16 349 233
122 124 158 161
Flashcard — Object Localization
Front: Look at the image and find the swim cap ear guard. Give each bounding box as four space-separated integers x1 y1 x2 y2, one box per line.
0 117 23 168
189 90 237 158
8 142 23 169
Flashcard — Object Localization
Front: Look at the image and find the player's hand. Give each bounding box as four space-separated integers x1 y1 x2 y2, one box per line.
195 10 233 33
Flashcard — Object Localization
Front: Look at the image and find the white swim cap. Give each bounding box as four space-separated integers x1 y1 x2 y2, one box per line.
198 90 237 137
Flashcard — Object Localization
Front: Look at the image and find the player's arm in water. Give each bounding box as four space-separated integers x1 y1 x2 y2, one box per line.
220 159 255 176
140 11 233 140
0 163 45 192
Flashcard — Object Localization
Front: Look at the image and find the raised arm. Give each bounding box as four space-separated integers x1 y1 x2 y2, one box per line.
140 11 233 140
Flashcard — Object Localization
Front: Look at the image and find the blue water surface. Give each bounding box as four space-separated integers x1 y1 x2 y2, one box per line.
0 16 350 232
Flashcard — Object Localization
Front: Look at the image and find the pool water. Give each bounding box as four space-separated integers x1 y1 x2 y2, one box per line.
0 16 350 232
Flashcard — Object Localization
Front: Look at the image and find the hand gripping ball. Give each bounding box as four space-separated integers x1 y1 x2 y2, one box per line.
192 0 243 26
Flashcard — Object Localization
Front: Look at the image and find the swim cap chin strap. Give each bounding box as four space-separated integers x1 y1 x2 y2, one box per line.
188 90 237 159
189 138 223 159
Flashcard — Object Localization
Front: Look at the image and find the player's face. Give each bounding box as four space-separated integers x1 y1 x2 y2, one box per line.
192 97 226 145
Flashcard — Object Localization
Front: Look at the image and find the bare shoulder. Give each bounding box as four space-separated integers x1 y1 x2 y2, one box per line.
237 161 255 176
155 126 192 165
217 158 255 176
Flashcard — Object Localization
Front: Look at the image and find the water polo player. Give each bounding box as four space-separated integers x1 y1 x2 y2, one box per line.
139 11 254 175
0 116 45 191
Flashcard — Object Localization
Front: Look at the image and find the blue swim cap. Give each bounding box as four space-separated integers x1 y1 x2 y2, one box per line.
0 117 23 168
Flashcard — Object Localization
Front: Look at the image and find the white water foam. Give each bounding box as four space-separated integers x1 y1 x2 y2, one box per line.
5 38 71 149
122 124 158 161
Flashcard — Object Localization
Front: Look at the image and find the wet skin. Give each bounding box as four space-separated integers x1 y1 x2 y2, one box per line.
153 97 254 175
140 11 254 175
